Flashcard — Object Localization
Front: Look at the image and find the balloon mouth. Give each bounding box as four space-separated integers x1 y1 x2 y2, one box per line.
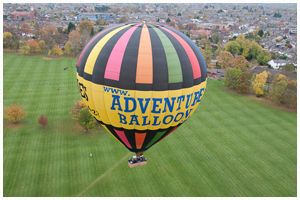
97 119 181 153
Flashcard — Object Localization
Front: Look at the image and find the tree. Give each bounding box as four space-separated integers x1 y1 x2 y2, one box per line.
184 31 190 37
118 16 128 23
256 49 271 65
4 32 13 49
283 80 297 110
78 107 97 132
39 24 59 49
224 40 241 55
210 32 220 44
78 20 94 34
95 5 110 12
26 39 41 54
80 29 91 51
237 70 252 94
239 39 251 58
4 104 26 124
232 55 249 68
280 64 296 72
64 41 73 56
68 30 82 56
48 44 63 56
20 22 32 34
90 27 95 36
224 68 243 90
38 115 48 128
247 41 261 60
169 21 176 28
202 43 212 65
39 40 46 54
285 40 292 48
20 45 30 55
71 100 87 120
257 29 264 37
245 32 260 42
252 71 268 97
217 51 234 69
3 28 20 50
225 68 252 94
67 22 76 33
77 20 94 49
224 35 270 63
96 19 108 26
273 12 282 18
269 74 288 104
166 17 171 23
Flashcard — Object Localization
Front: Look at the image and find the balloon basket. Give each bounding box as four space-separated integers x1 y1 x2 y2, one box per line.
128 155 147 168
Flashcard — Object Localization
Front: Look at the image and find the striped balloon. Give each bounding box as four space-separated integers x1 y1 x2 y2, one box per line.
76 23 207 153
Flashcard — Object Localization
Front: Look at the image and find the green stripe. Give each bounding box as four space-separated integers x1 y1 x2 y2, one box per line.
145 130 168 149
152 26 182 83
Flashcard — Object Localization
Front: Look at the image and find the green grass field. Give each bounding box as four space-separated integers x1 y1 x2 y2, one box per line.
3 53 296 197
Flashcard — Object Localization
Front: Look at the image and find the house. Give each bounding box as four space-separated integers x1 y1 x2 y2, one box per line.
267 60 287 70
190 29 212 39
11 11 35 20
76 13 114 21
251 66 296 80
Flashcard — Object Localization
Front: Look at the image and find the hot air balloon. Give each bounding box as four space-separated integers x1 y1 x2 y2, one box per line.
76 22 207 167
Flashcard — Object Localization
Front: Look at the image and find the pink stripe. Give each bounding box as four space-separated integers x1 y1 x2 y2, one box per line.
76 25 117 67
104 24 141 81
114 129 132 148
161 27 201 79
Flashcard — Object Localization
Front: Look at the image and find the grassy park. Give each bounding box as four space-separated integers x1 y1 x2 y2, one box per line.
3 53 297 196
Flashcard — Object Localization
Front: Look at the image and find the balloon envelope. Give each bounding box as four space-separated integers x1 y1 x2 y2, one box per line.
76 23 207 152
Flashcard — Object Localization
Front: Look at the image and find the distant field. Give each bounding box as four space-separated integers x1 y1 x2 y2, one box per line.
3 53 297 197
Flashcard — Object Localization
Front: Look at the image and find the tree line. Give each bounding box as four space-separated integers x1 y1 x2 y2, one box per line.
211 35 296 110
4 20 100 57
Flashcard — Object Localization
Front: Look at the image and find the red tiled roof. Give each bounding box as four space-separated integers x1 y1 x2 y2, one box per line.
190 29 212 37
11 11 34 17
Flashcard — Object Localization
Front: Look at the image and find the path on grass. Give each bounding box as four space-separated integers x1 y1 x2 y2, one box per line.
77 152 131 196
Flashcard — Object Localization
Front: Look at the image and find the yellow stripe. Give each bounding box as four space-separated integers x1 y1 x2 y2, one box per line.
84 24 132 74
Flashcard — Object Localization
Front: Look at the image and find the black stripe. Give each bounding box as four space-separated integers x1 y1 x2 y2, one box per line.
78 72 205 91
148 25 169 91
77 25 121 76
124 129 136 151
193 78 202 85
162 24 207 82
118 27 142 90
140 130 157 150
90 26 132 86
158 26 194 89
143 128 170 150
135 84 153 91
